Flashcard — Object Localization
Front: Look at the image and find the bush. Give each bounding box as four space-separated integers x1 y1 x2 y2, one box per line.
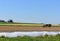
0 35 5 38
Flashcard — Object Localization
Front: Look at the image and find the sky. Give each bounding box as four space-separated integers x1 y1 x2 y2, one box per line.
0 0 60 24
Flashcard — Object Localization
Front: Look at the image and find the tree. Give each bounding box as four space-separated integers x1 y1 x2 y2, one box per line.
8 19 13 23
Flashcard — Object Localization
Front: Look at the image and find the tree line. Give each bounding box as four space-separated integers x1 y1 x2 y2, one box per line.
0 19 13 23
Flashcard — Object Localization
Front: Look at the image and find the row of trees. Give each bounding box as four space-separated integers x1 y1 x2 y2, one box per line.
0 19 13 23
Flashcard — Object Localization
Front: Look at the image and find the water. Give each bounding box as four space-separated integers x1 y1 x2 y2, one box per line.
0 31 60 37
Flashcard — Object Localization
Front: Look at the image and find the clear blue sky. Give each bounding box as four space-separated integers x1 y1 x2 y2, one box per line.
0 0 60 24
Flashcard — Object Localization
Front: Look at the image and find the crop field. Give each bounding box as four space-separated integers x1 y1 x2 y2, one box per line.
0 22 43 27
0 34 60 41
0 23 60 31
0 22 42 27
0 22 60 27
0 26 60 32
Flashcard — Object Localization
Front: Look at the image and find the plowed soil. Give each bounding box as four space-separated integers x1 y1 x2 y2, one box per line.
0 26 60 32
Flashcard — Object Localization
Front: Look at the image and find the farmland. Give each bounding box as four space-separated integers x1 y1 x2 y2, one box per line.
1 26 60 31
0 22 43 27
0 23 60 41
0 22 60 31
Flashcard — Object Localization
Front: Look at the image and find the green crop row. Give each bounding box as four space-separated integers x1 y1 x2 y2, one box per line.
0 34 60 41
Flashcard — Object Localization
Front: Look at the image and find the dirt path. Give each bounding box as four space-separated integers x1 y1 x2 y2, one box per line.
0 26 60 32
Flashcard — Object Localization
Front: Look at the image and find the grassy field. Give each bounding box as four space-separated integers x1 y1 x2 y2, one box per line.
0 22 43 27
0 22 60 27
0 34 60 41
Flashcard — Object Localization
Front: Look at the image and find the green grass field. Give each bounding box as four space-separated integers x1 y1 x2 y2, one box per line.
0 34 60 41
0 22 43 27
0 22 60 27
